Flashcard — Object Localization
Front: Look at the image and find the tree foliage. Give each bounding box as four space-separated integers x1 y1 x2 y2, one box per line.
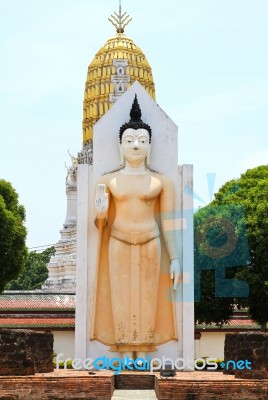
5 247 55 291
194 203 249 325
195 165 268 328
0 179 27 293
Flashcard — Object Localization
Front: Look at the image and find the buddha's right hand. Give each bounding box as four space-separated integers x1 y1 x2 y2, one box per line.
95 184 109 220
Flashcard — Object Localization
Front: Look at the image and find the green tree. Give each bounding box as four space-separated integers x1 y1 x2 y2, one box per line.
195 165 268 329
6 247 55 290
195 202 250 326
0 179 27 292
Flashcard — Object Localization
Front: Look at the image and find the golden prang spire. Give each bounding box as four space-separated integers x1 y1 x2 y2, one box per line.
82 1 155 144
108 0 132 34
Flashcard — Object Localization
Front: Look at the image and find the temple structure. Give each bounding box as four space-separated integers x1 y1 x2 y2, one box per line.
3 2 264 365
43 3 155 291
42 158 78 291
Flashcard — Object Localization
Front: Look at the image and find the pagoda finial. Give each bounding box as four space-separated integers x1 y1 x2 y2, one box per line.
108 0 132 35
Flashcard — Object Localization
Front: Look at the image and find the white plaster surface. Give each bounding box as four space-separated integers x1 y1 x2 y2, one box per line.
93 81 178 179
75 164 91 361
181 164 195 371
195 332 226 360
53 331 75 359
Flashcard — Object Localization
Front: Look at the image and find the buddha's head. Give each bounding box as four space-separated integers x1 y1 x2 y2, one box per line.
119 95 152 167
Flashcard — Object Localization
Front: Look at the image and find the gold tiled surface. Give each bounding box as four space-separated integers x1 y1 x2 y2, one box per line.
83 33 155 143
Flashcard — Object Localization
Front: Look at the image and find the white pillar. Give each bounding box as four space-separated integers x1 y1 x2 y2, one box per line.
181 164 195 371
75 164 91 360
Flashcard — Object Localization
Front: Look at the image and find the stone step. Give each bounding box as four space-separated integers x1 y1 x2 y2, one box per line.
112 389 157 400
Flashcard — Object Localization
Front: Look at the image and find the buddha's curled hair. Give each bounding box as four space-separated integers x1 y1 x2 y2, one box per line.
119 94 152 143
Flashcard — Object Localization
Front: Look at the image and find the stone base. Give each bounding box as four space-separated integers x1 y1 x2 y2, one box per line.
0 371 267 399
0 329 53 376
224 332 268 379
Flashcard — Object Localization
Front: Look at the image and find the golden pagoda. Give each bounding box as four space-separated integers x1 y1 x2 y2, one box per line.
82 2 155 144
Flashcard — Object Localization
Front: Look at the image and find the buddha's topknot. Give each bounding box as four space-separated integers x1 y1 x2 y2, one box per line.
119 95 152 143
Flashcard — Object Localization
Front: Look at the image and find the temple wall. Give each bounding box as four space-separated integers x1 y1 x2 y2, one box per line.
195 332 226 360
53 331 75 360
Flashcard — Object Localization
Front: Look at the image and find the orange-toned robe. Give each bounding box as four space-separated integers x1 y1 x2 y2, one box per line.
91 197 177 352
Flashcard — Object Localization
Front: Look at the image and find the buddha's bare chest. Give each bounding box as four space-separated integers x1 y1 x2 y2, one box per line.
108 174 162 202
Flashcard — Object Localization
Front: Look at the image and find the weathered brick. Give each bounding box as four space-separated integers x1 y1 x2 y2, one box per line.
0 371 267 399
224 332 268 380
0 329 53 376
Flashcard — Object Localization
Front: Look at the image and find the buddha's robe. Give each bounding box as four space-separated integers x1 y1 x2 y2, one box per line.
91 175 178 352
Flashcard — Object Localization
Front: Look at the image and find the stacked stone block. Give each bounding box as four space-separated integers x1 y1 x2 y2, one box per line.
224 332 268 379
0 329 53 376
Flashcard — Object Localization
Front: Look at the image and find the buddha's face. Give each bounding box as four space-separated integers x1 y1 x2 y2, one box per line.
120 128 150 165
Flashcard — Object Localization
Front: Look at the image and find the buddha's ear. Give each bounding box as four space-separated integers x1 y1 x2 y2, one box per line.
119 143 125 167
146 143 151 167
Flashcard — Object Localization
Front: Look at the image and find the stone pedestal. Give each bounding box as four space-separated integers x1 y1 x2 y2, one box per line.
26 331 54 373
224 332 268 379
0 329 54 376
224 333 238 375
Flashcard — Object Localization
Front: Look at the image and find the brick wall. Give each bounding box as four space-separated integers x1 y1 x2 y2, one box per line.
115 373 155 389
224 332 238 375
0 329 53 376
156 377 268 400
0 372 114 400
25 331 54 373
224 332 268 379
0 371 267 399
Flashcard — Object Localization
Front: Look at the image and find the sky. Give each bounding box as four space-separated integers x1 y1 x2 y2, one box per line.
0 0 267 250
